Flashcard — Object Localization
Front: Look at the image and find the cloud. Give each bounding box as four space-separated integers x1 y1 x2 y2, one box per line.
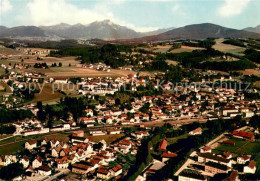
16 0 157 32
0 0 12 14
172 4 180 11
218 0 250 17
144 0 176 2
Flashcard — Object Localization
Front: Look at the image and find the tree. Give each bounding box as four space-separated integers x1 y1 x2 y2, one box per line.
59 62 62 67
0 125 16 134
250 115 260 129
0 163 24 180
37 101 43 110
115 98 121 105
37 110 47 122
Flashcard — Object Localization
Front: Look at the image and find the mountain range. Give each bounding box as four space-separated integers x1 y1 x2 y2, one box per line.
0 20 259 41
136 23 260 42
243 25 260 34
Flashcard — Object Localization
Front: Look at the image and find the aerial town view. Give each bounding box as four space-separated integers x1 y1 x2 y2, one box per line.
0 0 260 180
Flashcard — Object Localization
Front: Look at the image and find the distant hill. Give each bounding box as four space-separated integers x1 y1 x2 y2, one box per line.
243 25 260 34
40 20 142 40
0 26 46 38
141 27 175 36
0 22 259 41
138 23 260 41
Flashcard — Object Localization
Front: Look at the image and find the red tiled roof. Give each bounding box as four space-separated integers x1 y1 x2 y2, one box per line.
97 167 109 175
241 155 250 160
112 164 122 172
222 140 235 146
201 146 211 151
38 166 50 172
162 151 177 158
248 160 256 169
27 139 37 145
159 140 167 150
232 130 254 139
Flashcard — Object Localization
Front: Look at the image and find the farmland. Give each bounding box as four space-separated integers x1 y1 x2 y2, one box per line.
86 134 125 144
213 38 246 56
27 83 66 104
170 45 205 53
44 68 135 78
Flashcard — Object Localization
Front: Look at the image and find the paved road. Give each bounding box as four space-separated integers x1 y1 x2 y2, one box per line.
43 169 70 181
0 135 14 142
138 117 207 127
174 158 195 176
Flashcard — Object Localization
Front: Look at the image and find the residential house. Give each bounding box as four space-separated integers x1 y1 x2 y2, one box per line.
243 160 256 174
38 166 51 176
0 155 17 166
189 127 202 135
25 140 37 150
224 171 239 181
32 156 42 168
200 146 212 153
97 166 111 180
110 164 122 177
20 156 30 168
162 151 177 162
72 163 90 175
56 157 69 169
237 155 251 164
198 153 232 167
158 140 167 151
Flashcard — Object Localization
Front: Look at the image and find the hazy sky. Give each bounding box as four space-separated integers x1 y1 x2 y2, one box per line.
0 0 259 32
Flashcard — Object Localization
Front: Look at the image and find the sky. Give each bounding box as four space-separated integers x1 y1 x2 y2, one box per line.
0 0 259 32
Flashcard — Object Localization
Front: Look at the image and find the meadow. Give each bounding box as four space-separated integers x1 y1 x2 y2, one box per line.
212 38 246 56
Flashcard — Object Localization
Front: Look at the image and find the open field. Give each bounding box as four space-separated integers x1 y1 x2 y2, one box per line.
86 134 125 144
166 133 188 145
212 137 260 170
0 81 12 92
27 83 66 104
170 46 205 53
239 68 260 76
254 81 260 89
0 84 4 91
45 67 135 78
0 46 21 55
213 38 246 56
153 45 172 53
166 60 179 66
213 137 260 163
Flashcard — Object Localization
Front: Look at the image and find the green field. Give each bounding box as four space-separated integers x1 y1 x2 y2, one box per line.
213 137 260 169
213 138 246 155
166 133 189 145
212 39 246 56
170 46 205 53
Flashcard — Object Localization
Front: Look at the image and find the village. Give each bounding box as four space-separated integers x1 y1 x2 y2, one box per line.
0 40 260 181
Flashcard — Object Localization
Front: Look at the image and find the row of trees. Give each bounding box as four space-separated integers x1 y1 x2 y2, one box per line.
182 38 216 48
36 97 86 126
0 109 33 124
223 39 245 47
50 44 131 68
